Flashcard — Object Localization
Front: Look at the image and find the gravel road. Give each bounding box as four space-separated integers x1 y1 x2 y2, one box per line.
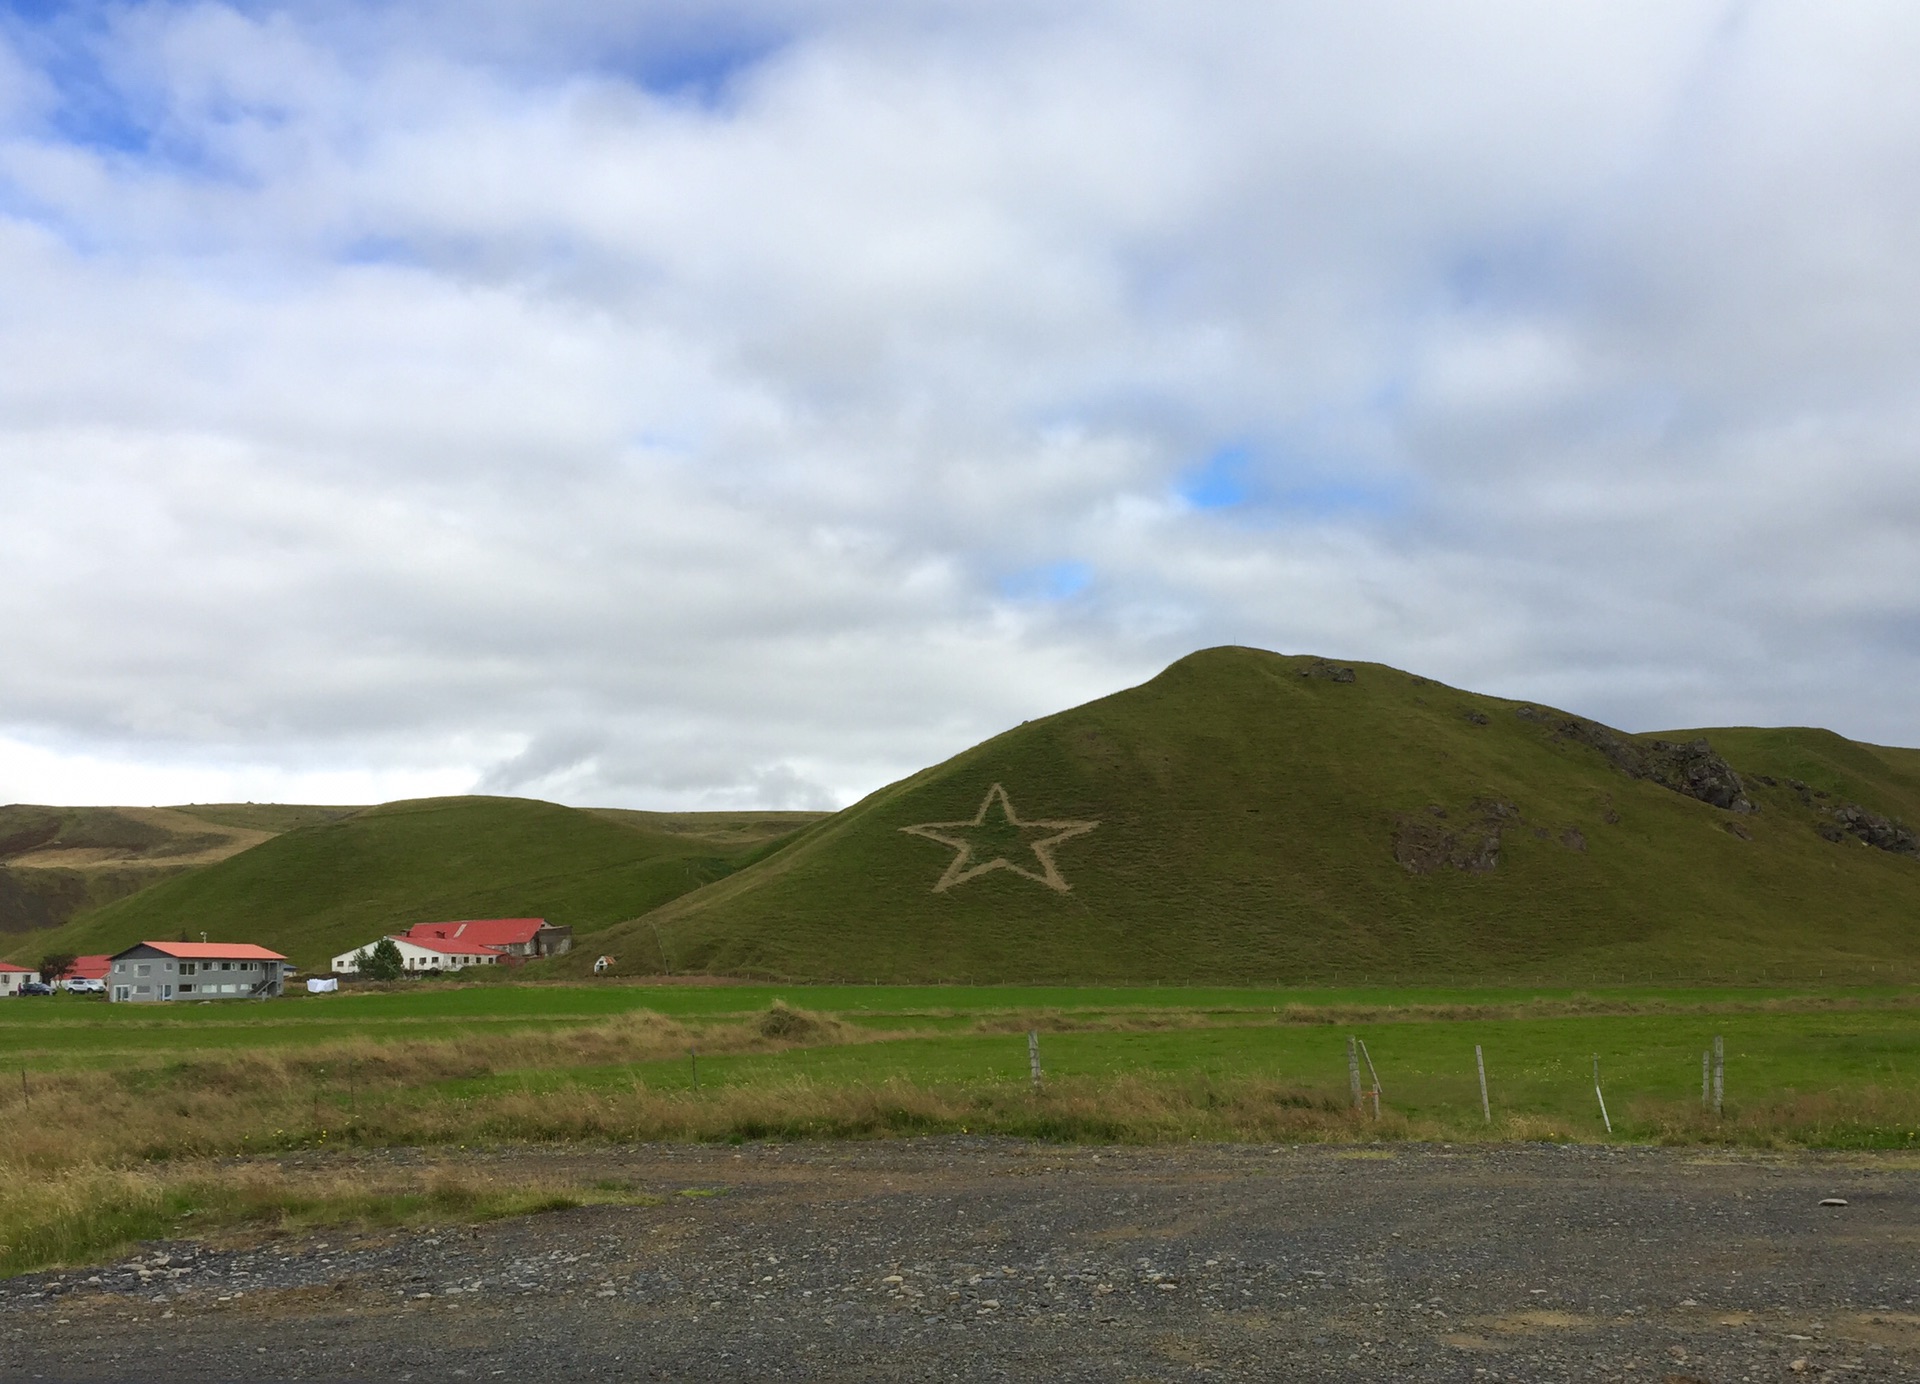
2 1140 1915 1382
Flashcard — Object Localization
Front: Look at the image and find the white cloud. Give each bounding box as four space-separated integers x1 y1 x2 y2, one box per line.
2 0 1919 809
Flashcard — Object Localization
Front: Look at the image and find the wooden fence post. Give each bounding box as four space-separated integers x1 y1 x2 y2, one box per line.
1347 1036 1362 1111
1712 1035 1724 1116
1702 1050 1710 1110
689 1048 700 1091
1358 1040 1382 1120
1027 1031 1043 1091
1475 1045 1490 1124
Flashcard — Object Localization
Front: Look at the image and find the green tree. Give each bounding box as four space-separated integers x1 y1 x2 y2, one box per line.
38 952 77 985
360 938 405 981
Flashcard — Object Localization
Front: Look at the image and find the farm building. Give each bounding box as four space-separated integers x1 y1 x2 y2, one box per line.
69 955 111 983
404 918 571 959
108 942 289 1003
0 962 34 996
330 918 572 975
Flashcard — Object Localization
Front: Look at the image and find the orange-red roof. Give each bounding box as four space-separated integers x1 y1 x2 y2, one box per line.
120 941 288 961
398 936 505 957
0 961 34 973
69 954 111 980
403 918 547 947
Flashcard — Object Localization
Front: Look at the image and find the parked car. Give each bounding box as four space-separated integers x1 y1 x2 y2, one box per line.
62 977 105 995
17 980 54 996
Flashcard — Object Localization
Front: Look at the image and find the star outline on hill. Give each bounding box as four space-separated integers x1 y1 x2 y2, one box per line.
898 783 1099 893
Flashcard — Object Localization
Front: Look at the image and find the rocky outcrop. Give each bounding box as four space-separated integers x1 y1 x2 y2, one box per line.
1299 660 1356 683
1394 801 1510 874
1818 803 1918 856
1757 777 1916 857
1514 709 1756 814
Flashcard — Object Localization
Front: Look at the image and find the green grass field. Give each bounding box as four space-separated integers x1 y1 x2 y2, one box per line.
3 980 1914 1275
4 981 1914 1144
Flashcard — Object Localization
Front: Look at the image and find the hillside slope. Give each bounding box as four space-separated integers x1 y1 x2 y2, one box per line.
0 804 361 934
575 647 1920 983
5 797 819 969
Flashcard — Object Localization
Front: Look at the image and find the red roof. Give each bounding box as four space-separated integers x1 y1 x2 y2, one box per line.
402 918 547 947
69 955 111 980
398 936 505 957
121 941 288 962
0 961 33 973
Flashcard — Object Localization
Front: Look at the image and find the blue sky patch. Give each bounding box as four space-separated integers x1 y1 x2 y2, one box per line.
1177 443 1251 510
999 560 1093 602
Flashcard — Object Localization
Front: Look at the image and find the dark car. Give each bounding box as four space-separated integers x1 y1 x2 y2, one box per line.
17 980 54 996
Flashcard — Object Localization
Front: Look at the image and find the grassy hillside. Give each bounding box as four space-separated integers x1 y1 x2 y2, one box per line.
0 804 360 934
572 647 1920 984
3 797 818 970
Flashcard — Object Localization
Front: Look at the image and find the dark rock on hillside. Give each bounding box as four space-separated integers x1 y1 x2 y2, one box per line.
1820 802 1918 856
1639 738 1756 813
1299 659 1356 683
1515 709 1756 813
1393 800 1517 874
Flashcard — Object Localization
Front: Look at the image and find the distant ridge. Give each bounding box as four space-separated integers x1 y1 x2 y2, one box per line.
4 798 821 968
570 647 1920 984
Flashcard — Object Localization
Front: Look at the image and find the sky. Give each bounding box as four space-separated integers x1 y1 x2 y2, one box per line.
2 1 1918 811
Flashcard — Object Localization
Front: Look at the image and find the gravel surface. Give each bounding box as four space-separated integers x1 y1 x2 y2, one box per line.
2 1140 1915 1382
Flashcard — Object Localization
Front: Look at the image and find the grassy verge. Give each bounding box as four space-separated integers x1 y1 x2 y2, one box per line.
0 1160 675 1281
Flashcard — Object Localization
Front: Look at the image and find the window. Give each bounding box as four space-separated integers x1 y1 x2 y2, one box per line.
180 962 196 976
179 984 194 994
114 962 126 974
136 964 151 977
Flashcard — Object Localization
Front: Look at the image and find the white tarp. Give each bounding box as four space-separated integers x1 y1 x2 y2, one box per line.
306 977 339 994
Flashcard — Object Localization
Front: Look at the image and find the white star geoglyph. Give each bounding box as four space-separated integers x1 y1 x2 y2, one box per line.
898 783 1099 893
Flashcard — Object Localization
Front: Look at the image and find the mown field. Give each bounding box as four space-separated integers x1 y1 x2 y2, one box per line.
2 981 1914 1277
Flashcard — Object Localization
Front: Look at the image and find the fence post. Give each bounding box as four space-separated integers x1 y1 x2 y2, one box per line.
1712 1035 1724 1116
1475 1045 1490 1124
1358 1040 1383 1120
1027 1031 1043 1091
689 1047 700 1091
1347 1036 1363 1111
1592 1054 1612 1134
1702 1050 1710 1110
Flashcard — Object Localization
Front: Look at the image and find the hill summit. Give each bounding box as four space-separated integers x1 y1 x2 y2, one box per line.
582 647 1920 983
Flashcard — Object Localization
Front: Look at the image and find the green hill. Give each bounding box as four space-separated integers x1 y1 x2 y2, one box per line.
570 647 1920 984
0 804 362 935
4 797 820 969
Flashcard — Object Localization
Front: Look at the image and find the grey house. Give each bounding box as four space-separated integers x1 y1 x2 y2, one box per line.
108 942 289 1003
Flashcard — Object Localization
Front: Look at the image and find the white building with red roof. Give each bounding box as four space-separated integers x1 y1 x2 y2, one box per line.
329 918 572 977
108 941 289 1003
1 961 36 997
